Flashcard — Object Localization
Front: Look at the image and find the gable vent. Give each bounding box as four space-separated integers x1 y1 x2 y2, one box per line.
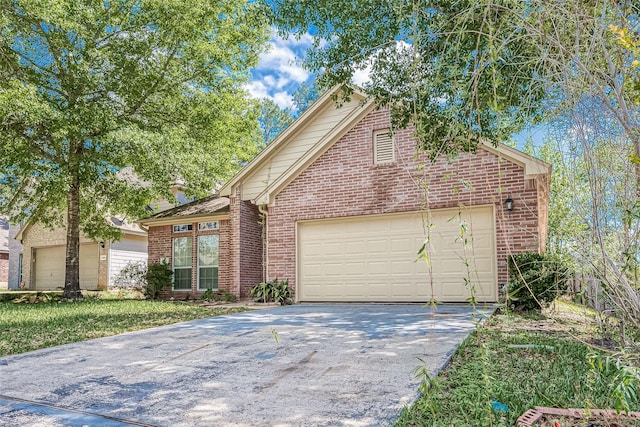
374 129 394 164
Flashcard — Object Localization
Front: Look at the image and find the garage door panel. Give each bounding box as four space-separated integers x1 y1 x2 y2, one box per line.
34 244 99 290
298 207 497 302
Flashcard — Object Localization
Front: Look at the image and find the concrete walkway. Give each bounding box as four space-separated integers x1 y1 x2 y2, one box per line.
0 304 491 427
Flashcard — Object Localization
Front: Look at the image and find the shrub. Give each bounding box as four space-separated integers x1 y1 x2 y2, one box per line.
111 261 147 289
507 252 570 311
201 289 238 303
250 279 293 305
145 262 173 300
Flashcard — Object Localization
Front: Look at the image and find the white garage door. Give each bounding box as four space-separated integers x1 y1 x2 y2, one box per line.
34 244 100 290
297 206 497 302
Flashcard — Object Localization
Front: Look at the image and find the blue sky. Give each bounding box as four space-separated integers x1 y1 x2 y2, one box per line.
246 32 315 109
247 31 371 109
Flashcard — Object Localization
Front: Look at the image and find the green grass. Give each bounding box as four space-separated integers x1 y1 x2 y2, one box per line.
0 299 245 357
394 307 640 427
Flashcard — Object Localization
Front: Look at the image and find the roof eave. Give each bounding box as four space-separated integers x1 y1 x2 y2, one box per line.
138 212 230 227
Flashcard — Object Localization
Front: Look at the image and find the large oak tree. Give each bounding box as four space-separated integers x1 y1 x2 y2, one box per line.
0 0 268 298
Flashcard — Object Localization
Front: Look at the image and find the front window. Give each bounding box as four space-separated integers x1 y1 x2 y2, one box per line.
198 235 219 290
173 237 192 290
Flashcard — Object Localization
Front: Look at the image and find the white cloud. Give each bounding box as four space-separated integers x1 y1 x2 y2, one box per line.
248 30 315 108
272 91 294 109
351 63 372 87
245 80 269 100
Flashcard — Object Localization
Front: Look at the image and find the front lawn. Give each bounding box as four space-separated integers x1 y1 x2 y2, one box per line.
395 301 640 426
0 298 245 357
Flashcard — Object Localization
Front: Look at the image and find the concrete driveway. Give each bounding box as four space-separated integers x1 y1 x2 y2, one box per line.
0 304 490 427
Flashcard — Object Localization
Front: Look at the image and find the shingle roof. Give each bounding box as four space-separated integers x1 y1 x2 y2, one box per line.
141 195 229 223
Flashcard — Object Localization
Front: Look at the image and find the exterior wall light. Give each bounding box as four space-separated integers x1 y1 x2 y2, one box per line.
505 197 514 212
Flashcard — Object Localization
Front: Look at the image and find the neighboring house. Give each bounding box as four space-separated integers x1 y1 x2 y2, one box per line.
0 218 8 288
16 217 148 291
15 184 189 291
8 224 23 289
142 86 551 303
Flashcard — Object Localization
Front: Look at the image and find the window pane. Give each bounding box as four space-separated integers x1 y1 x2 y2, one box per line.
173 237 192 268
198 235 218 267
198 267 218 290
173 268 192 290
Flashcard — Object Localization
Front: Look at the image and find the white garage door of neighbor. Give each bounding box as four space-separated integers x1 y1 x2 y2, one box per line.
34 244 100 290
297 206 497 302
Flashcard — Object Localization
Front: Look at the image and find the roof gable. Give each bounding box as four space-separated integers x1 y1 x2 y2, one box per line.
219 85 370 201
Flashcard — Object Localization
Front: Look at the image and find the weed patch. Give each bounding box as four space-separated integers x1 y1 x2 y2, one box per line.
395 305 639 426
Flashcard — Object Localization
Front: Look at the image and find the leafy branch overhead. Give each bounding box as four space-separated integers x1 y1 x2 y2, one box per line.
270 0 639 161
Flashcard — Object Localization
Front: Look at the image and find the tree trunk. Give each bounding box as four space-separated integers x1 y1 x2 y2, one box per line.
62 173 82 300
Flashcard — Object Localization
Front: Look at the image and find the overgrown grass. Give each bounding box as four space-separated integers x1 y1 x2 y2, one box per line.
395 304 640 426
0 299 245 357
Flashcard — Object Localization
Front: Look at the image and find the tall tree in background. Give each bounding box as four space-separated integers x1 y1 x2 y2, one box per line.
258 98 294 145
0 0 268 299
257 80 319 145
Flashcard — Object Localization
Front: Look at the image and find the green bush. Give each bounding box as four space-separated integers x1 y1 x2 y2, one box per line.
250 279 293 305
145 262 173 300
507 252 570 311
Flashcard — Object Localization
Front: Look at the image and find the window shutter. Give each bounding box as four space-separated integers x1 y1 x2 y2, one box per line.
374 130 394 164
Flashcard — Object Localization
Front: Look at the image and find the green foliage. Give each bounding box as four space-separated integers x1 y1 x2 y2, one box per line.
258 98 294 145
395 312 635 426
0 0 268 293
250 278 293 305
0 299 245 356
507 252 570 311
270 1 638 159
111 261 147 289
257 80 319 145
588 353 640 414
201 289 238 303
145 262 173 300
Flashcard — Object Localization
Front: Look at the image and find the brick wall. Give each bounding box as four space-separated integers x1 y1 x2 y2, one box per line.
268 108 546 293
239 201 264 298
147 220 231 300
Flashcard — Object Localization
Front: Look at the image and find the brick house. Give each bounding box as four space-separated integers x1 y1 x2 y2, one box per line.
142 86 551 303
16 218 148 291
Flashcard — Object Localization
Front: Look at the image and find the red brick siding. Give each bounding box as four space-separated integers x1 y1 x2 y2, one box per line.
228 195 264 299
268 108 544 295
0 252 8 284
239 201 264 297
147 220 231 300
